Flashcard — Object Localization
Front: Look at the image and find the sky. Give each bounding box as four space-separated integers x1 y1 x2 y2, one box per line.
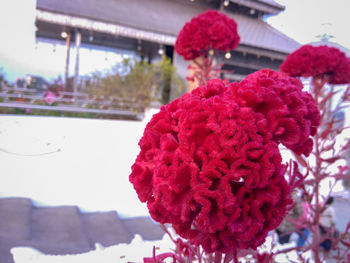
267 0 350 50
1 0 350 82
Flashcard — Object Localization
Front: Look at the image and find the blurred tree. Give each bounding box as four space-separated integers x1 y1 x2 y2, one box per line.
81 57 184 109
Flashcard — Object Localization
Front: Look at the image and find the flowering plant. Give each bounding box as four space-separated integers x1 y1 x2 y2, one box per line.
175 10 240 86
130 69 320 260
275 44 350 263
129 8 350 262
175 10 240 61
280 45 350 85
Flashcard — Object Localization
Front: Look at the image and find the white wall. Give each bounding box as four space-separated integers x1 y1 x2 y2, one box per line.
0 109 159 217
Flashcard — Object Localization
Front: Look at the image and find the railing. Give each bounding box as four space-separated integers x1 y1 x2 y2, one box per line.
0 86 145 120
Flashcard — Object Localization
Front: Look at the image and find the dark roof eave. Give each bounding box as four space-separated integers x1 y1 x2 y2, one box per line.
230 0 284 15
35 8 177 45
35 8 298 57
236 44 288 60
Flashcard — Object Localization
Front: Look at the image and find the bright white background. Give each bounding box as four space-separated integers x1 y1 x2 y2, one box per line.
267 0 350 50
0 110 158 217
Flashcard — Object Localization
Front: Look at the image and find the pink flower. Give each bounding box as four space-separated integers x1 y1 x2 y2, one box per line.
175 10 240 60
280 45 350 84
130 69 320 253
45 91 56 105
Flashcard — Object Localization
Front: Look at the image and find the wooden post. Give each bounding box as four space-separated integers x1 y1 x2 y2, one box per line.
73 29 81 95
64 33 71 91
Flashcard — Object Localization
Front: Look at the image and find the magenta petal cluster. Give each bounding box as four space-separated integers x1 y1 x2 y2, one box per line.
280 45 350 84
175 10 240 60
232 69 320 156
130 69 320 253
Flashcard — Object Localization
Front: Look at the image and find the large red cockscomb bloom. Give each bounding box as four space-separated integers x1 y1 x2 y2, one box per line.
175 10 240 60
231 69 320 156
130 69 320 253
280 45 350 84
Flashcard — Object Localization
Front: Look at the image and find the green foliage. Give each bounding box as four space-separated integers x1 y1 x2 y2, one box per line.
0 68 6 90
160 57 174 104
81 57 184 108
0 68 4 83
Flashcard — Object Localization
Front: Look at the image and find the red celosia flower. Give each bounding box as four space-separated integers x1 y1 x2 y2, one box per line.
130 69 320 253
175 10 240 60
231 69 320 156
280 45 350 84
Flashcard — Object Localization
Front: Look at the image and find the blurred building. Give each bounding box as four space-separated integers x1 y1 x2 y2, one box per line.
35 0 300 98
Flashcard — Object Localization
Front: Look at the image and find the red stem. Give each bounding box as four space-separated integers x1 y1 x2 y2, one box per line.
312 77 323 263
214 252 222 263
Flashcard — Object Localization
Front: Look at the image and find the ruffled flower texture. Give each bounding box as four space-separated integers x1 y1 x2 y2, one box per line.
175 10 240 60
130 69 320 253
280 45 350 85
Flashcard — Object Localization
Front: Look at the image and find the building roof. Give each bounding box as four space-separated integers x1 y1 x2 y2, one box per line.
258 0 284 8
36 0 299 55
230 13 300 54
230 0 284 15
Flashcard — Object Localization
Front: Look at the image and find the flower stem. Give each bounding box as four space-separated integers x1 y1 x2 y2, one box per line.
214 252 222 263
